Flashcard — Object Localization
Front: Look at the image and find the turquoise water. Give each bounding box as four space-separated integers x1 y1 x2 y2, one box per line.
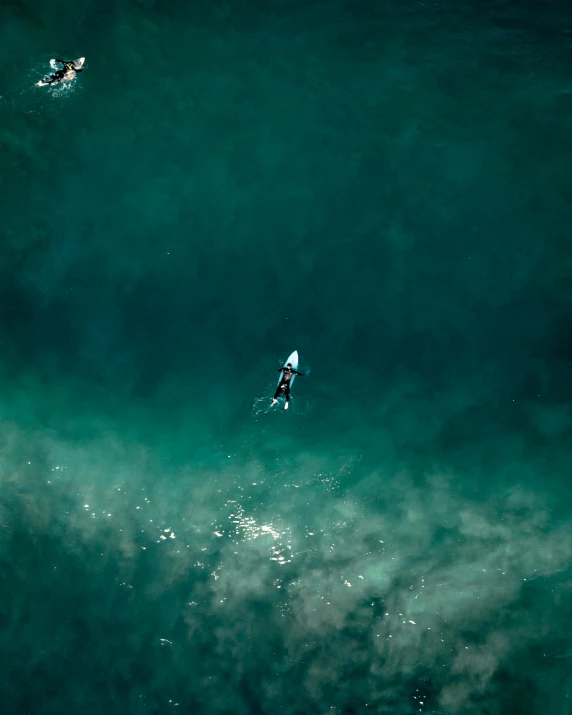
1 0 572 712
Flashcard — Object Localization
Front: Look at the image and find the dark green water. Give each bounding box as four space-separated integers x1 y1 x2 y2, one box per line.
1 0 572 712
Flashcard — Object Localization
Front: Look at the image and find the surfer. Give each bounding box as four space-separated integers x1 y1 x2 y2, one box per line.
37 58 84 87
271 363 304 409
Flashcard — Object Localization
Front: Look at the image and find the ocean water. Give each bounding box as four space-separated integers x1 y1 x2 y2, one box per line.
1 0 572 712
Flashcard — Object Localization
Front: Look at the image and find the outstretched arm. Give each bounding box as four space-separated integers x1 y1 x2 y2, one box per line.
293 370 304 376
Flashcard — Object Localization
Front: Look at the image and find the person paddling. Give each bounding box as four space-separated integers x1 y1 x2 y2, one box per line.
37 58 85 87
271 363 304 409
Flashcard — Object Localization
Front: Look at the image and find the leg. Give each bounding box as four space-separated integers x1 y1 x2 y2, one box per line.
47 70 65 84
271 384 284 405
284 385 291 409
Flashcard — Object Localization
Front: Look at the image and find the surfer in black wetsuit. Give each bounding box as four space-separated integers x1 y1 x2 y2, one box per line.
38 58 84 86
271 363 304 409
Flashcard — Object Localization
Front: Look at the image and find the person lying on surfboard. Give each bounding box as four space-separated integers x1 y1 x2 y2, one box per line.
37 58 85 87
271 363 304 409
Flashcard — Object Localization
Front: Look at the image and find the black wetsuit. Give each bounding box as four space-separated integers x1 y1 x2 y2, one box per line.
273 366 303 402
43 59 82 85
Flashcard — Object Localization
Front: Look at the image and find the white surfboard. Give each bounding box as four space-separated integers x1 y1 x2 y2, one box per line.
278 350 299 389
